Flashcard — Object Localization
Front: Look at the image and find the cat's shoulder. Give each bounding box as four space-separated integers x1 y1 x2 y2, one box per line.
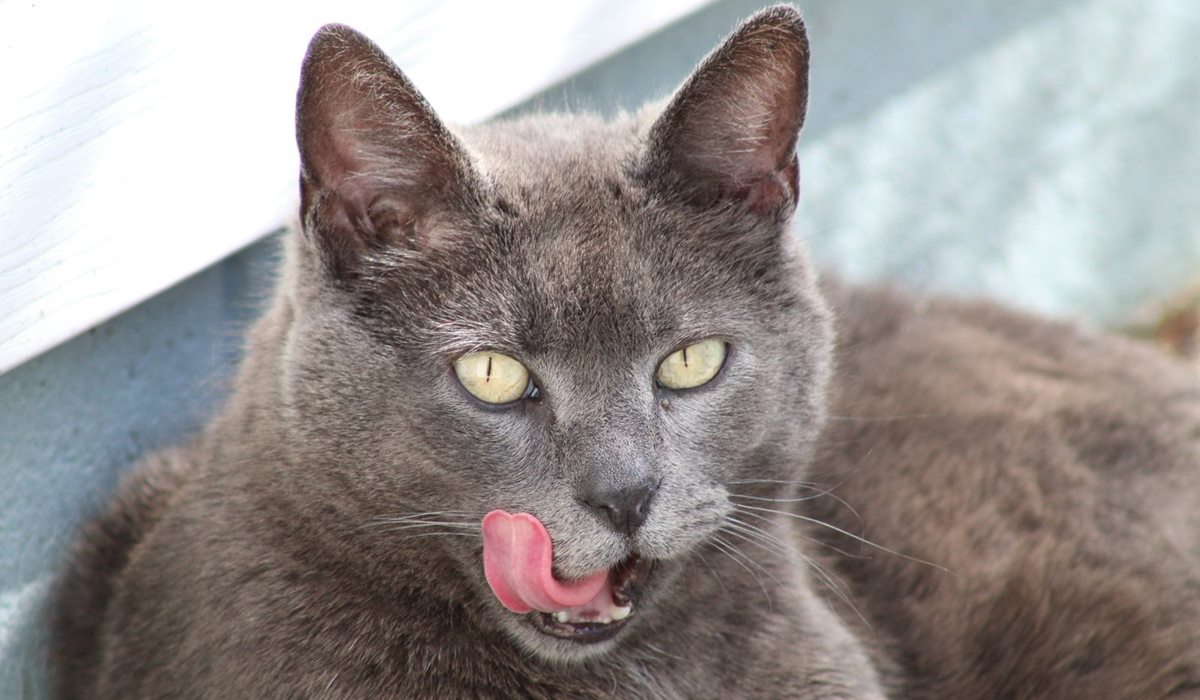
812 277 1200 698
51 445 197 696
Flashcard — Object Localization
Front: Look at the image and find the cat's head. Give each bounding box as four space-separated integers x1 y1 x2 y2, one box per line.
281 5 829 661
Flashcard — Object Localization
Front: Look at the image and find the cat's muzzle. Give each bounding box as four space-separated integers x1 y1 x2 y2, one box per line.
529 554 654 643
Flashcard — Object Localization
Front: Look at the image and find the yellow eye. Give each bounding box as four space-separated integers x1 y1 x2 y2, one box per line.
454 352 533 404
656 339 727 390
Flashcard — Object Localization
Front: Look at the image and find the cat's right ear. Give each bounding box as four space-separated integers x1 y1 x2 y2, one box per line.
296 24 480 279
642 6 809 217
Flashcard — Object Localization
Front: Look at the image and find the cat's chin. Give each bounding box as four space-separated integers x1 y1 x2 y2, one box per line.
501 554 661 660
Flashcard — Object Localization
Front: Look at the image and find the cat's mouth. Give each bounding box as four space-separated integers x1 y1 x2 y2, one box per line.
527 554 654 643
481 510 655 644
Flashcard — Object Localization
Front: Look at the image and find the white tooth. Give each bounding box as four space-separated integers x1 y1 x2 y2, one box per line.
554 611 571 624
610 605 632 621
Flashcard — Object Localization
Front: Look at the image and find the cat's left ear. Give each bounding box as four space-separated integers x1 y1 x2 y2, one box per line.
642 6 809 215
296 24 482 279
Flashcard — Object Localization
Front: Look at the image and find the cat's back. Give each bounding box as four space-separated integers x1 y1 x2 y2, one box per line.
812 280 1200 699
51 446 196 698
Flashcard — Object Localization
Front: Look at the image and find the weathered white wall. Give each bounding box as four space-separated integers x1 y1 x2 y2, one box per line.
0 0 711 374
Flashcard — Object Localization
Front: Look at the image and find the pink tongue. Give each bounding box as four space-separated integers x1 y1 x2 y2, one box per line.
481 510 610 614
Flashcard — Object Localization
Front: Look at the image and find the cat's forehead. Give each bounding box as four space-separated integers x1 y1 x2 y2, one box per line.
463 116 659 312
414 116 792 358
464 112 643 181
449 207 755 364
464 114 645 220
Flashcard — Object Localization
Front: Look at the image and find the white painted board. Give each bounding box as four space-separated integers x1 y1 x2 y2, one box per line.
0 0 713 373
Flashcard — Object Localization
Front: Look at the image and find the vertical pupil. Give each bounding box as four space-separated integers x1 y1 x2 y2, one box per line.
682 347 689 368
486 355 493 383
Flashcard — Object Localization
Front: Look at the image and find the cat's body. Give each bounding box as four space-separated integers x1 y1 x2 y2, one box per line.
52 7 1200 699
815 282 1200 698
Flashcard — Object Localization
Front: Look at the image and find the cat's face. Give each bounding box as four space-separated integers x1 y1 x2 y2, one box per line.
281 7 828 661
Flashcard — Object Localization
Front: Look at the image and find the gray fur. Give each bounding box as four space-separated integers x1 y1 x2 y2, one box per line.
52 6 1200 698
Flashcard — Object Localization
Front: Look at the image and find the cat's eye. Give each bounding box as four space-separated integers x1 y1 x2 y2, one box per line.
454 352 538 405
656 339 727 390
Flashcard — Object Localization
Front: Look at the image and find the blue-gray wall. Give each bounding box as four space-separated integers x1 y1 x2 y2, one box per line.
0 239 281 696
4 0 1198 695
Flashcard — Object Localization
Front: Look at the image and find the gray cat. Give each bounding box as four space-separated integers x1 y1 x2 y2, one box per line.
52 6 1200 698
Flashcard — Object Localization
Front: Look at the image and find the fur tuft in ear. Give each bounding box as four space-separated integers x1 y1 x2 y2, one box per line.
643 5 809 215
296 24 480 279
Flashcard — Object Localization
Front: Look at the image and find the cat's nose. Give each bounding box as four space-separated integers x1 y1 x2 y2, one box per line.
582 481 658 537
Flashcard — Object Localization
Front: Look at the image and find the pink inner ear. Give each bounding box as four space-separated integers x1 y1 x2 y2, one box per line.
645 9 807 211
742 157 799 215
297 23 479 266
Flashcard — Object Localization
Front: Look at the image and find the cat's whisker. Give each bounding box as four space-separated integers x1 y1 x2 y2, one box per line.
734 504 958 578
640 641 687 663
727 478 828 488
363 511 484 530
718 522 823 596
387 532 483 541
365 519 481 529
720 523 855 621
370 513 482 522
374 522 482 534
375 521 480 529
710 537 777 614
728 477 867 531
368 515 485 541
732 506 868 561
709 534 775 612
721 515 866 626
713 531 780 582
694 551 730 598
727 476 848 493
373 509 483 518
720 517 795 559
728 492 824 504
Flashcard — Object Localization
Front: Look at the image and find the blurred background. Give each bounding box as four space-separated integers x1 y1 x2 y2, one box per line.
2 0 1198 695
